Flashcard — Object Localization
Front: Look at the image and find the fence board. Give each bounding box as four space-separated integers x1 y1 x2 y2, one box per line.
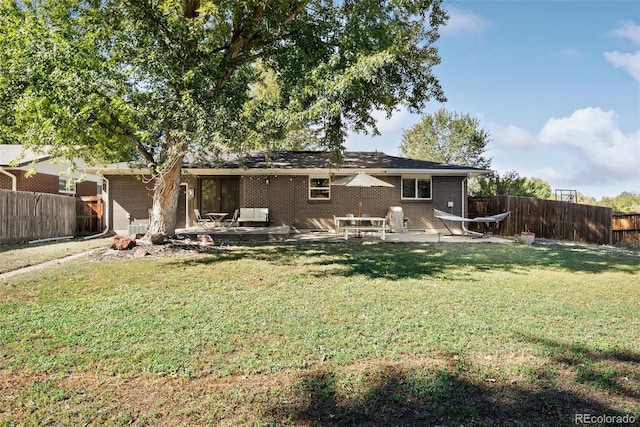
76 196 103 235
0 189 76 244
469 196 613 245
612 213 640 245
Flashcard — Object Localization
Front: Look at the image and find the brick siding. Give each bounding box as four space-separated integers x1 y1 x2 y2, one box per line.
105 175 154 231
0 170 59 194
106 175 197 231
76 180 98 197
108 173 469 233
0 170 98 197
241 174 467 233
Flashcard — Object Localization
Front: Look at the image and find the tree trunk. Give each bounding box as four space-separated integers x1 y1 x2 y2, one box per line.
146 154 184 239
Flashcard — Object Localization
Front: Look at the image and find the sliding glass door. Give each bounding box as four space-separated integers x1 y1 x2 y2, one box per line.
199 177 239 216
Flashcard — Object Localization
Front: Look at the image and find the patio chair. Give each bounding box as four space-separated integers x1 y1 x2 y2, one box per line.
194 209 212 231
345 213 355 226
224 209 239 231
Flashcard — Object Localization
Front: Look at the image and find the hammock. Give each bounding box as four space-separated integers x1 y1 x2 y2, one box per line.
433 208 511 236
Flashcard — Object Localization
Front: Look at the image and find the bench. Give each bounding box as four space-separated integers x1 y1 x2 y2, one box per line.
340 225 386 240
238 208 270 226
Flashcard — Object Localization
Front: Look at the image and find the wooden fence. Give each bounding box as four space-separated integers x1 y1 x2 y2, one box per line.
468 196 613 245
76 196 104 236
0 189 76 244
612 213 640 245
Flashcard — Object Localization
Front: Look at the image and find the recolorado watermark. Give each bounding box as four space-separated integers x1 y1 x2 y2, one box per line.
575 413 636 425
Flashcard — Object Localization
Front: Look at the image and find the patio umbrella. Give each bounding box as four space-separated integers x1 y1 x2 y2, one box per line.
331 172 394 217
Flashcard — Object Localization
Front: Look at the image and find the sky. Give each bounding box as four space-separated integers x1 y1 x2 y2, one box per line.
345 0 640 199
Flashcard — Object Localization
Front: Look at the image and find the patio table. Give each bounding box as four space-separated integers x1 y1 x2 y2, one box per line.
334 216 387 240
206 212 228 230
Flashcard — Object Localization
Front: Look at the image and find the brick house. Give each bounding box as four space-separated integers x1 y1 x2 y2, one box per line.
0 145 100 197
99 151 489 234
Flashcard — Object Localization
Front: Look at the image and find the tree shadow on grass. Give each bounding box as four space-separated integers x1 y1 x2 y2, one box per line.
516 332 640 403
174 241 640 281
263 357 635 427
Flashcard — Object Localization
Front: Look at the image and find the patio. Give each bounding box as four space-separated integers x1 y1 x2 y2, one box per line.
176 226 512 244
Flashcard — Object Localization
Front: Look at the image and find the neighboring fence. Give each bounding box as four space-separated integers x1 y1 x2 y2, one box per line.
468 196 613 245
76 196 104 236
0 189 76 244
612 213 640 245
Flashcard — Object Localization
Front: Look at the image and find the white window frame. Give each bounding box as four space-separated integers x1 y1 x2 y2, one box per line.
308 176 331 200
58 177 76 195
401 176 432 200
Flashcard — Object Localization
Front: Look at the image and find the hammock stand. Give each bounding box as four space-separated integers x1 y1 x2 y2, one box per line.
433 208 512 237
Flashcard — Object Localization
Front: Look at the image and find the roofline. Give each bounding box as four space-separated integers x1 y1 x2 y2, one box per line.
0 155 52 168
94 166 490 177
0 144 53 167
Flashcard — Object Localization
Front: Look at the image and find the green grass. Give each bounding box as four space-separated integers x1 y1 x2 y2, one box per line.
1 241 639 426
0 237 112 274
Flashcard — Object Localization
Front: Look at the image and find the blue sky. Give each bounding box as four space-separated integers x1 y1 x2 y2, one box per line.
345 0 640 199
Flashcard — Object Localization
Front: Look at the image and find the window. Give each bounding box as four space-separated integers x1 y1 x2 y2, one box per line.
58 178 76 194
401 177 432 200
309 177 330 200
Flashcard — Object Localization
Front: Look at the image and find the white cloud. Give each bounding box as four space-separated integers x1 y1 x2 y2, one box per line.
489 124 537 149
604 50 640 82
539 107 639 181
486 108 640 197
441 7 492 38
609 20 640 45
605 21 640 83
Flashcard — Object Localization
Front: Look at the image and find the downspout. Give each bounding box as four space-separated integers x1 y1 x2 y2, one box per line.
0 167 17 191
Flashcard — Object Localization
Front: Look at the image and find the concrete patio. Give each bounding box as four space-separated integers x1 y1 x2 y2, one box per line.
288 229 512 243
177 226 513 244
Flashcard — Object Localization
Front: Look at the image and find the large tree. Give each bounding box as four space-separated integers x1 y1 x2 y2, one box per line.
471 170 552 198
0 0 448 238
400 108 491 169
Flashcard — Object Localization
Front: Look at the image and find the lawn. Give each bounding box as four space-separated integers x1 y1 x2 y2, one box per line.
0 237 113 274
0 241 638 426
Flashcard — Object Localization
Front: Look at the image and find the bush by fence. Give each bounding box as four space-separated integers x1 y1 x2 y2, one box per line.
0 189 76 244
469 196 613 245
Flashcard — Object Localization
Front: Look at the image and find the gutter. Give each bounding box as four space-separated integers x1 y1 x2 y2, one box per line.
0 167 17 191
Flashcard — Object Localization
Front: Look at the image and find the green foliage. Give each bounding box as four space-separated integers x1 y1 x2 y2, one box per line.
596 192 640 213
0 0 449 234
472 170 552 198
0 0 448 164
522 176 552 199
400 108 491 169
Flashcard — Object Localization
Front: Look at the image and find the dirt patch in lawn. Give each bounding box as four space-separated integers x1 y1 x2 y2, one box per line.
86 237 233 261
